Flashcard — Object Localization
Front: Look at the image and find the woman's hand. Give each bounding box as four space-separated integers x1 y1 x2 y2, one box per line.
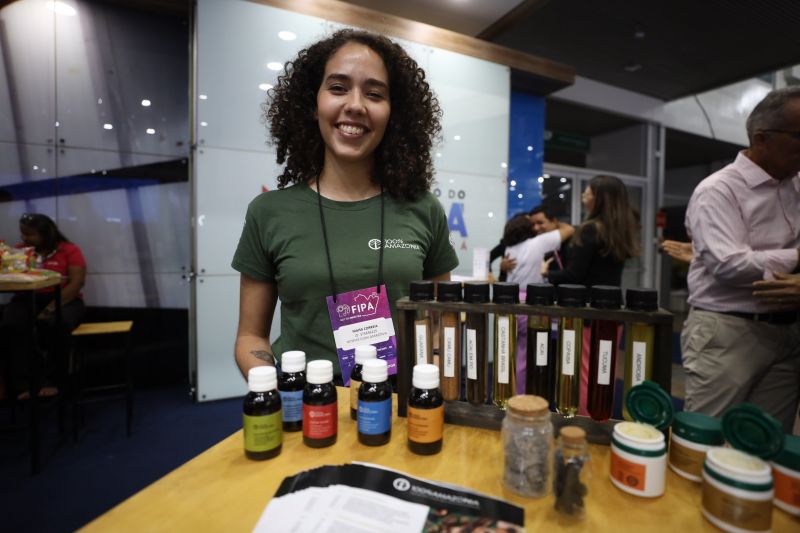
37 302 56 321
540 257 554 277
753 272 800 308
500 256 517 273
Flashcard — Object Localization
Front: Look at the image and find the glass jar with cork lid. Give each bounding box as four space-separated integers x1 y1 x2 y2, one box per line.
502 394 553 497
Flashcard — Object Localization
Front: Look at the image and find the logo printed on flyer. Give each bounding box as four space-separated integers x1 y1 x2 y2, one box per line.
393 478 411 492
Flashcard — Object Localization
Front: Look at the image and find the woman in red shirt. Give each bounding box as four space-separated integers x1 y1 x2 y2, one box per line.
2 213 86 398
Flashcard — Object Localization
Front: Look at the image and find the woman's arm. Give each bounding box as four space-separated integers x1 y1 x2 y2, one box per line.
234 273 279 379
40 264 86 317
546 224 597 285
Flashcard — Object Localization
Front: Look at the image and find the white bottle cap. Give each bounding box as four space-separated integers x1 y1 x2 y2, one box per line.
354 344 378 364
248 366 277 392
306 360 333 384
412 364 439 390
281 350 306 373
361 359 388 384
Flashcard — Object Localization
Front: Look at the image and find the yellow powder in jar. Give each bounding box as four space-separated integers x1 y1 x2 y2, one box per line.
712 448 767 472
616 421 662 440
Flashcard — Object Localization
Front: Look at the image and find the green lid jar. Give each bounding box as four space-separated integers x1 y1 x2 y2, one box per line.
701 403 784 533
771 434 799 516
609 380 673 498
668 411 724 482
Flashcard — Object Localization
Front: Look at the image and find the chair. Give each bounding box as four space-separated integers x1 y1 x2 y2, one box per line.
70 321 134 441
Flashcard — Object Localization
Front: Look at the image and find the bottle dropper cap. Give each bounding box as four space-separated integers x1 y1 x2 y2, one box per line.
355 345 378 365
306 360 333 384
493 282 520 304
248 366 277 393
361 359 388 383
412 363 439 389
281 350 306 373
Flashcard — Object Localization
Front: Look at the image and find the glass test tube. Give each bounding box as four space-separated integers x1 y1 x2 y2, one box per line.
525 283 558 403
556 284 587 418
623 288 658 420
410 281 435 365
587 285 622 422
492 282 519 409
437 281 462 401
463 281 489 405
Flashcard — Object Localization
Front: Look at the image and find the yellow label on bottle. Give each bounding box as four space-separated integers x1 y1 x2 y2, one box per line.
243 412 281 452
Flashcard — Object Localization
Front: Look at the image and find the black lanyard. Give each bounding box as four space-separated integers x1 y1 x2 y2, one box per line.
316 180 385 303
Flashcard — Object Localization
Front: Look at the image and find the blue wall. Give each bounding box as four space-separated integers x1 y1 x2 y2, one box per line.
507 91 545 219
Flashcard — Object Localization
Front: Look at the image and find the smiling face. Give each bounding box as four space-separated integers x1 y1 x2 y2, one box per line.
316 42 391 171
529 212 558 235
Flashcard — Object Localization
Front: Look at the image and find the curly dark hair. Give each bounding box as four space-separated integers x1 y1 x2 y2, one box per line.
265 29 442 201
502 213 535 247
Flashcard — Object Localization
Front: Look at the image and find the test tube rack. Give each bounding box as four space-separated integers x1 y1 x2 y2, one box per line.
395 297 674 444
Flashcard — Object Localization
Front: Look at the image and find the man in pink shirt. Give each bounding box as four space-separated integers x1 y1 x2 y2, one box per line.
681 87 800 433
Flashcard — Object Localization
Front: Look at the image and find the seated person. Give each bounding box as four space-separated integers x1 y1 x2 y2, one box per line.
1 213 86 398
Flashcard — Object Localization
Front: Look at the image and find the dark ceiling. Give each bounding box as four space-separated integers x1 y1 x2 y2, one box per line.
545 98 640 136
664 128 743 169
483 0 800 100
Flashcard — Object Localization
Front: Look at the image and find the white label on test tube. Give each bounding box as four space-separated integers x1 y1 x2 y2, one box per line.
562 329 575 376
467 329 477 380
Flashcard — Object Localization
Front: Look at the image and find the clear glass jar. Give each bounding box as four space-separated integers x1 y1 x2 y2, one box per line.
553 426 591 519
502 395 552 497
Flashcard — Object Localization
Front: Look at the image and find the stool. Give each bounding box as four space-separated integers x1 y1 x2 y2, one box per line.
70 321 134 441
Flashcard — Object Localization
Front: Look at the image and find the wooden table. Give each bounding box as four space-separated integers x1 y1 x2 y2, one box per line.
83 388 797 532
0 275 62 474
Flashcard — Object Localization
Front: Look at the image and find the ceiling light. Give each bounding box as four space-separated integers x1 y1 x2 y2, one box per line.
199 94 208 100
267 62 283 71
488 212 494 218
624 63 643 73
543 174 550 179
50 1 77 16
200 121 208 127
510 180 517 186
97 98 103 104
33 165 39 170
527 145 533 151
538 177 544 183
141 99 151 107
500 162 507 169
560 177 567 183
633 25 646 39
278 31 296 41
517 193 523 199
103 123 113 130
146 128 155 135
453 135 461 141
435 152 442 158
258 83 273 91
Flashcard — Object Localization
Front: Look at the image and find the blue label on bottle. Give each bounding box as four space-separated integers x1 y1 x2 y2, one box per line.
279 390 303 422
357 398 392 435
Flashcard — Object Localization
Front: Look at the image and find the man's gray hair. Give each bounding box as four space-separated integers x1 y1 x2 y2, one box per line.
746 86 800 144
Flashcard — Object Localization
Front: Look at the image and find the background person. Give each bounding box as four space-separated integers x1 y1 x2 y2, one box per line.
542 175 640 416
1 213 86 398
232 30 458 381
681 86 800 433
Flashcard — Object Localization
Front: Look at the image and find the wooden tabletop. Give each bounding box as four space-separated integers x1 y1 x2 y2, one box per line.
0 275 61 291
82 388 798 532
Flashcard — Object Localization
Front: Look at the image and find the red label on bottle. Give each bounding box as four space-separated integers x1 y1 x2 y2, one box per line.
303 402 337 439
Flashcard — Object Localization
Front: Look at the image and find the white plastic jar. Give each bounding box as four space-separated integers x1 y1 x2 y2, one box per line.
610 421 667 498
771 434 800 516
702 447 773 533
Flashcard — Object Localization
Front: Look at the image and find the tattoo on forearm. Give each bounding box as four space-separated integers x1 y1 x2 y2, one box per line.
251 350 275 365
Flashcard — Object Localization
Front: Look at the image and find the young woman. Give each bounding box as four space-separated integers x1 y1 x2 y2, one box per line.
232 30 458 380
544 175 639 287
543 175 640 415
2 213 86 398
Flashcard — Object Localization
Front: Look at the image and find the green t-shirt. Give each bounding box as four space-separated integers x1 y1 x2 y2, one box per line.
232 182 459 374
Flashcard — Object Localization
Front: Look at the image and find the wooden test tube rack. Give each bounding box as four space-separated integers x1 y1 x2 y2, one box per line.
395 297 675 444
